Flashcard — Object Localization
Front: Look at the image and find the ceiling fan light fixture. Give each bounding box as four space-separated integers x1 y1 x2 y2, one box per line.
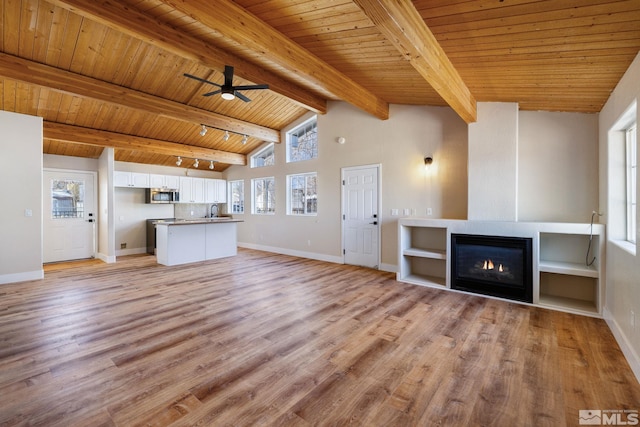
221 90 235 101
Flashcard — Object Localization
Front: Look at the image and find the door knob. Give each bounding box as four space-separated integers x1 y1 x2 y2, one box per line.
369 221 378 225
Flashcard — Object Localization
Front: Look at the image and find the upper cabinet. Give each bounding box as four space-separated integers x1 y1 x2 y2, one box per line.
180 177 206 203
206 179 227 203
114 171 150 188
149 174 180 190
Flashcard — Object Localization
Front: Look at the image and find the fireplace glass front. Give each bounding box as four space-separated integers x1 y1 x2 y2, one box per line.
451 234 533 303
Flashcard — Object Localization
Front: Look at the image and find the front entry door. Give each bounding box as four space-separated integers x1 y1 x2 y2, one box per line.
342 165 380 268
43 169 97 263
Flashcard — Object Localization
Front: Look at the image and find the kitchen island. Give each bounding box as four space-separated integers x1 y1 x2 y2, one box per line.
155 218 243 266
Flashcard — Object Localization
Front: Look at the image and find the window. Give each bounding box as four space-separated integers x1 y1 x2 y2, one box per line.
51 179 84 218
252 177 275 214
627 123 637 244
251 143 275 168
287 173 317 215
287 117 317 163
228 180 244 214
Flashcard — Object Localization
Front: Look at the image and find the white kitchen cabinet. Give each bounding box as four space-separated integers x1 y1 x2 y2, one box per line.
114 171 150 188
179 177 206 203
205 179 227 203
149 174 180 190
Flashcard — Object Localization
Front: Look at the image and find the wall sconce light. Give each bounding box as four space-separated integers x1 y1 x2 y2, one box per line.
424 156 433 169
193 158 199 168
336 136 346 145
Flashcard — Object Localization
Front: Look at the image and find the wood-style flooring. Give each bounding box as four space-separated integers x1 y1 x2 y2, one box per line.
1 249 639 426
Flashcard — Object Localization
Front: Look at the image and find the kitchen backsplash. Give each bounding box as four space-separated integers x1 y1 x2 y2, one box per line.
174 203 226 219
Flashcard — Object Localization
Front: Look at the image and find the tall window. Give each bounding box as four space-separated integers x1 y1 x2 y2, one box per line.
287 117 317 163
252 177 275 214
287 173 317 215
251 143 275 168
627 123 637 244
228 180 244 214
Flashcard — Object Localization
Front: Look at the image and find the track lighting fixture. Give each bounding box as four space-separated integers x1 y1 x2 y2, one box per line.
209 160 215 170
193 159 199 168
176 156 182 166
223 130 230 141
198 124 250 143
199 124 207 136
242 134 248 144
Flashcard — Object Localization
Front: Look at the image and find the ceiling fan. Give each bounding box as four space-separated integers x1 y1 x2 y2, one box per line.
184 65 269 102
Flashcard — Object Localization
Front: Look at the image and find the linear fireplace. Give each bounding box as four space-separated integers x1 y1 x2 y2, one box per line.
451 234 533 303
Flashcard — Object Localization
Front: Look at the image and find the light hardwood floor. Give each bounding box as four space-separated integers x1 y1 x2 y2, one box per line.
1 249 639 426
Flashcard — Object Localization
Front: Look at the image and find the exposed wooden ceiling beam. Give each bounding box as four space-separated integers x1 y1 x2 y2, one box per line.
50 0 326 114
352 0 477 123
44 122 246 165
0 52 280 143
159 0 390 120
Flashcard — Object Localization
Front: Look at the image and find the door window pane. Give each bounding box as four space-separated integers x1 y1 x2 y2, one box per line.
51 179 84 219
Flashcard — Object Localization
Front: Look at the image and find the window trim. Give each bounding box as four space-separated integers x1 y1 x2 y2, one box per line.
250 143 275 168
228 179 244 215
286 172 318 216
286 116 318 163
251 176 276 215
626 123 637 244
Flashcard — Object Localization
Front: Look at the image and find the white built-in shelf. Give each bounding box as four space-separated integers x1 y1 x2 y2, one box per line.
402 274 446 288
538 260 599 278
397 218 605 318
538 294 598 315
403 248 447 260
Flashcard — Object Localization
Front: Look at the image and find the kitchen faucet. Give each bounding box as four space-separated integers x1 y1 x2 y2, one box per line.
210 204 218 218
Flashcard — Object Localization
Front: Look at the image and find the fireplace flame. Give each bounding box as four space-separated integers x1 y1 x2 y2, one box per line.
482 259 495 270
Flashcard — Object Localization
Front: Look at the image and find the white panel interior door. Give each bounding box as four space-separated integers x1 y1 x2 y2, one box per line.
342 165 380 268
43 170 97 263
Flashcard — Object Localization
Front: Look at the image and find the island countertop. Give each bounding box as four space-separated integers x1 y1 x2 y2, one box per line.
154 217 244 225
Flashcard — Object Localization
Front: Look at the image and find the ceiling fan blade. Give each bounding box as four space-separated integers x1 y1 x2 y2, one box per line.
233 84 269 91
183 73 221 87
224 65 234 88
236 91 251 102
203 89 222 97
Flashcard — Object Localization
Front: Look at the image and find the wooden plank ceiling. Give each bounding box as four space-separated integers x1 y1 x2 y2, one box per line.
1 0 639 171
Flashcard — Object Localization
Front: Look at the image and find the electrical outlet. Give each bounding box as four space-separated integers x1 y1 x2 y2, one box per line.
120 243 127 249
391 209 399 216
427 208 433 216
403 208 410 216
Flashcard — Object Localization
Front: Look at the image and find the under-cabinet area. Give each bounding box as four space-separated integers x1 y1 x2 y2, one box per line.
398 219 605 317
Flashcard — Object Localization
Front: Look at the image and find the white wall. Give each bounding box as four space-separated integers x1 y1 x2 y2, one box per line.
519 111 599 222
224 102 469 270
599 52 640 380
0 111 43 284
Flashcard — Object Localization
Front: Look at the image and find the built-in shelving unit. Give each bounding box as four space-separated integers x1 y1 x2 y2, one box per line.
397 219 605 317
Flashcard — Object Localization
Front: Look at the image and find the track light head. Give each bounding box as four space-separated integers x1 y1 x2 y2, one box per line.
209 160 215 170
223 130 230 141
199 125 207 136
242 134 248 144
193 159 199 168
176 156 182 166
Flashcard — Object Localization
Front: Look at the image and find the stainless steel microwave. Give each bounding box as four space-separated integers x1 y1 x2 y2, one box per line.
145 188 179 204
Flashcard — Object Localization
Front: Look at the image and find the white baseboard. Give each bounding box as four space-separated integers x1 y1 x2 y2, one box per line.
238 242 343 264
96 252 116 264
379 262 397 273
0 269 44 285
604 307 640 383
